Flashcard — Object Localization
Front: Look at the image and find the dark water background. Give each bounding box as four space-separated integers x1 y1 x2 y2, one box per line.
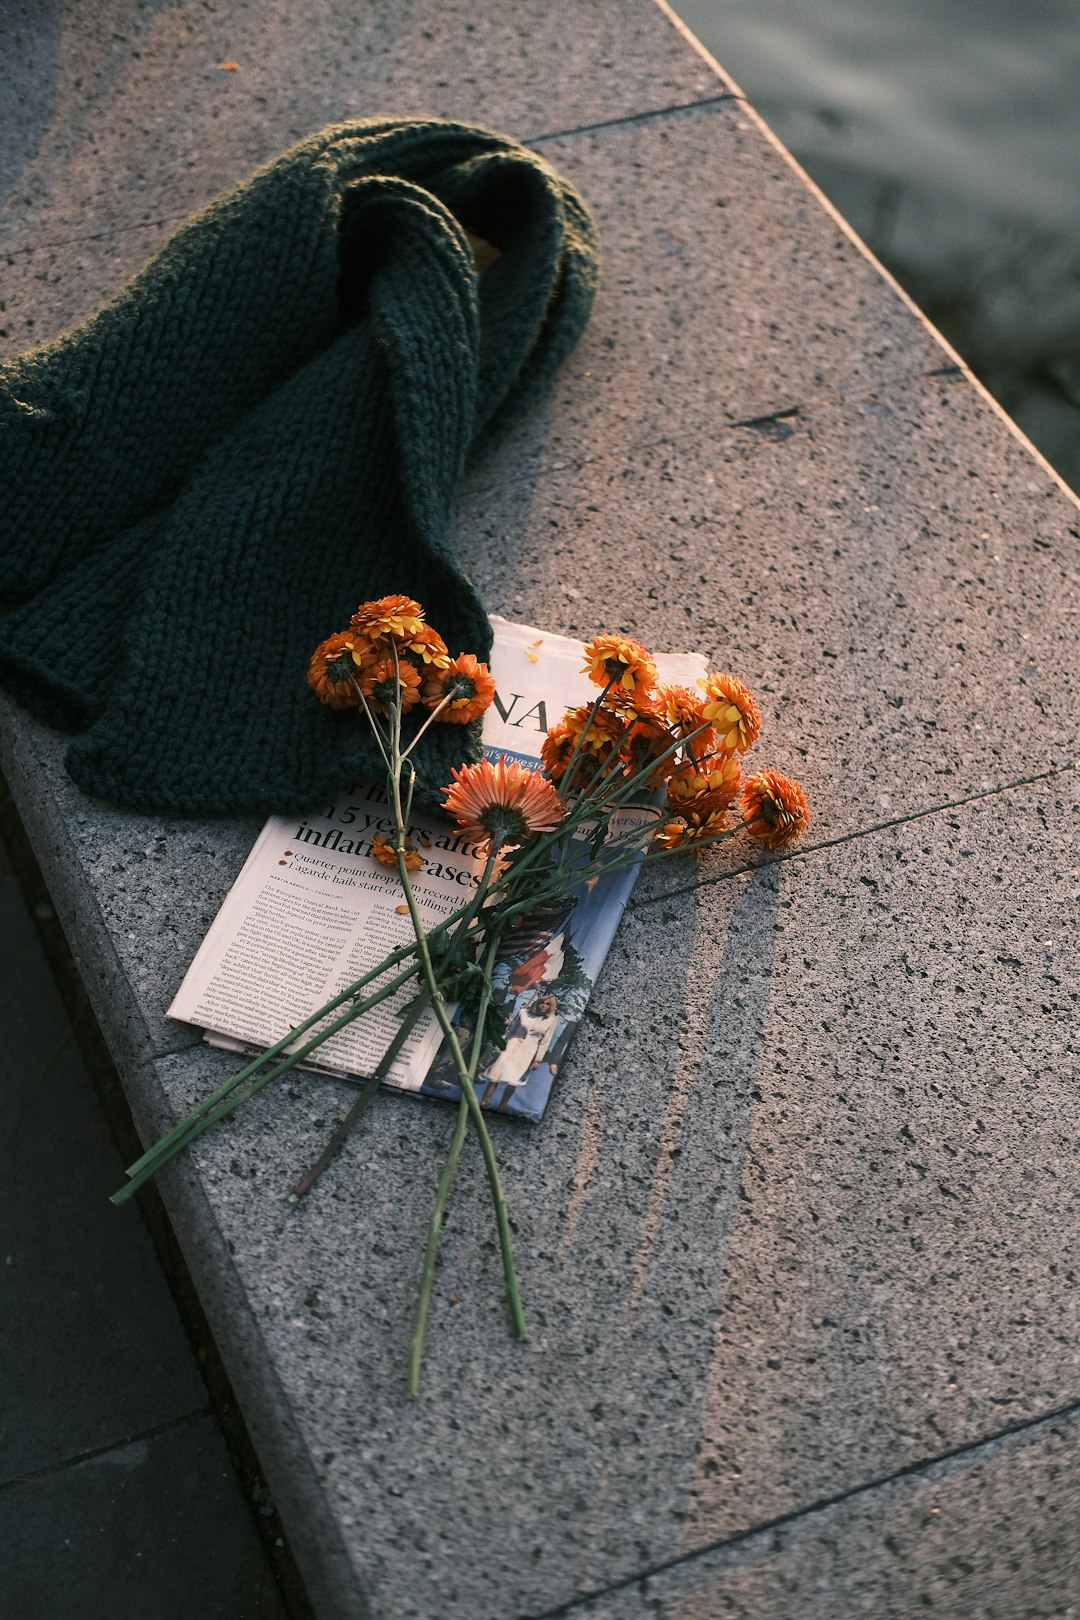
675 0 1080 492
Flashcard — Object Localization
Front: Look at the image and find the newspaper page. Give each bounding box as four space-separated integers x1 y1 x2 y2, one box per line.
167 616 705 1120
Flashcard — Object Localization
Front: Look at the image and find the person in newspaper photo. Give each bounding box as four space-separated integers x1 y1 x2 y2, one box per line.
479 991 560 1111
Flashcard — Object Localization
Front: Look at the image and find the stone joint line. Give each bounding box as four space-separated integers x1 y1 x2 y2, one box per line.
632 757 1080 913
531 1398 1080 1620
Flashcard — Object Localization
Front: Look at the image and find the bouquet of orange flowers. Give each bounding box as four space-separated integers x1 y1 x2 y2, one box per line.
114 597 808 1392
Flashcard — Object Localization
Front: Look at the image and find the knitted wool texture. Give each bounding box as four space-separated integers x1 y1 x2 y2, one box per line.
0 119 599 816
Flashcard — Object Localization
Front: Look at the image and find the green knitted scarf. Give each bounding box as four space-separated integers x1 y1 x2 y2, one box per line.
0 119 599 817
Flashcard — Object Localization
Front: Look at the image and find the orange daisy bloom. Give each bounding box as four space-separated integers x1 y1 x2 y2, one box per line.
653 803 732 851
371 830 423 872
666 756 742 817
350 595 426 640
358 656 422 715
582 633 658 699
620 713 678 785
442 757 566 850
540 715 577 781
541 704 624 783
421 653 496 723
398 624 451 670
656 683 707 736
306 632 375 709
653 817 691 851
603 683 662 722
740 769 810 849
697 673 762 754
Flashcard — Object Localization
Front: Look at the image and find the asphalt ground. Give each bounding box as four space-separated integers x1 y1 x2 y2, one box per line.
0 789 305 1620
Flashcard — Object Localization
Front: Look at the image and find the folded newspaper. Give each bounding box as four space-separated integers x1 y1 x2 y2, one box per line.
168 617 705 1121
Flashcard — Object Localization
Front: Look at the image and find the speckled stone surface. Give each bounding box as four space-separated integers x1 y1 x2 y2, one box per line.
2 1 1079 1617
0 0 725 255
451 378 1080 844
526 105 953 455
139 781 1080 1618
553 1409 1080 1619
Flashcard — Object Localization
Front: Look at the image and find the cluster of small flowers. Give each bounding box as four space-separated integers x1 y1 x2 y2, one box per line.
542 632 809 851
307 595 496 725
309 606 808 858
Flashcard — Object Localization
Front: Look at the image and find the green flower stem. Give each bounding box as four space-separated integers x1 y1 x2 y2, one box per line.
117 894 484 1191
406 1094 470 1396
285 990 432 1204
563 817 740 883
388 744 527 1343
558 676 617 798
406 896 526 1341
111 965 422 1204
402 690 453 758
284 831 499 1212
406 917 504 1396
285 1070 384 1204
349 675 392 770
403 763 416 828
489 720 732 907
480 721 721 912
490 819 741 932
584 720 718 815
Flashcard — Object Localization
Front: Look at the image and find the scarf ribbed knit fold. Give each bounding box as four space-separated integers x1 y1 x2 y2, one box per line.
0 119 599 816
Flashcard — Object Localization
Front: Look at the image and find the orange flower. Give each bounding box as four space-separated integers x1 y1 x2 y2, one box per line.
540 715 575 780
582 633 658 699
350 595 425 640
657 683 707 736
371 830 423 872
307 632 374 709
358 656 422 715
442 757 566 850
398 624 451 669
603 684 662 722
698 673 762 754
653 817 690 851
620 713 677 785
666 757 742 817
740 769 809 849
421 653 496 723
658 681 725 765
540 715 577 782
653 804 731 850
541 704 624 783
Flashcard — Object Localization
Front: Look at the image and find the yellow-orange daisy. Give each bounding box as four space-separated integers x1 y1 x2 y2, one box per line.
582 633 658 699
697 673 762 754
653 804 731 850
541 704 624 783
350 595 426 640
398 624 452 670
442 757 566 850
620 713 678 785
603 683 662 722
540 715 577 781
666 757 742 817
740 769 809 849
306 632 372 709
421 652 496 723
358 656 422 716
656 683 707 736
653 817 690 851
580 702 626 750
371 830 423 872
